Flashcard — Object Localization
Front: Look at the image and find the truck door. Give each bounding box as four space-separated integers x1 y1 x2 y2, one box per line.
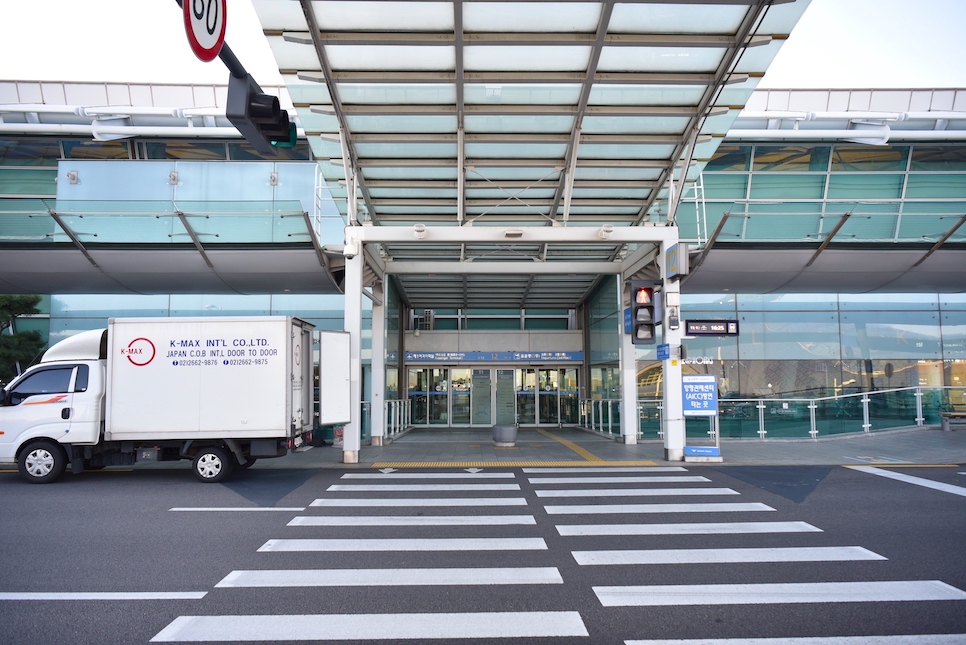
0 365 79 461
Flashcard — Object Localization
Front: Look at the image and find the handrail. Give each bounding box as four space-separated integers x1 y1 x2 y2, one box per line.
578 386 966 441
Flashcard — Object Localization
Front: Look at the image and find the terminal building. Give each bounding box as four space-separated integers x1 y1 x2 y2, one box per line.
1 0 964 462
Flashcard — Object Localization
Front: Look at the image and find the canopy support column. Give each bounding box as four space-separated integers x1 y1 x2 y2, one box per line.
342 228 363 464
661 240 685 461
370 280 386 446
619 276 638 445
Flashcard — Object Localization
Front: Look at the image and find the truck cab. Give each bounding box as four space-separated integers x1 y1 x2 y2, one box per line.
0 329 107 482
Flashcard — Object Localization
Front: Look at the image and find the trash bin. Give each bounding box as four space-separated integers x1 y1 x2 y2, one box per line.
492 423 518 447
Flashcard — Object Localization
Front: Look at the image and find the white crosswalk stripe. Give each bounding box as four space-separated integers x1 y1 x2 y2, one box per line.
215 567 563 587
530 475 710 484
151 611 589 642
326 483 520 491
523 467 688 473
310 497 527 506
536 487 739 497
288 514 536 526
572 546 886 565
625 637 966 645
594 580 966 606
258 537 548 552
341 472 515 479
546 502 775 514
557 521 820 536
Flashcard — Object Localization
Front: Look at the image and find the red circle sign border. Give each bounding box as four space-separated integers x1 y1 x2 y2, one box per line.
126 337 157 367
183 0 228 63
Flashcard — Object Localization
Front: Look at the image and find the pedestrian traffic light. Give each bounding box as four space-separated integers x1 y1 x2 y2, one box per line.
630 280 662 345
226 73 297 156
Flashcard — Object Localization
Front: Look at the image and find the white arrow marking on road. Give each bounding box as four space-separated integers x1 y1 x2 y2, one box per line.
466 467 483 473
379 468 398 474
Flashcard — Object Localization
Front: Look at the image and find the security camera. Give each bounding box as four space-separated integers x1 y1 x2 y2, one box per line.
343 242 359 259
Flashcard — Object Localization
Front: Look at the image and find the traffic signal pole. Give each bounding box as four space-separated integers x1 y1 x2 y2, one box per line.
660 243 686 461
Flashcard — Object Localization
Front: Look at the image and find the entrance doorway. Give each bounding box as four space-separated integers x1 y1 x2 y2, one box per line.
407 367 579 427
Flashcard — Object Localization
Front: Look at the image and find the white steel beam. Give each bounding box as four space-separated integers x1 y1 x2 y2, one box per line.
346 225 676 245
384 261 619 275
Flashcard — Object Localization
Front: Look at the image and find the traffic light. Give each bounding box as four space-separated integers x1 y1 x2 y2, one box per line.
226 73 297 156
630 280 662 345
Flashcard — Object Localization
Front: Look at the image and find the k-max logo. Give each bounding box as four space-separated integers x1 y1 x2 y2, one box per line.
121 338 156 366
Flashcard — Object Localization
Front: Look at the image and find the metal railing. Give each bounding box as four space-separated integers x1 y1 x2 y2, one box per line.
579 387 966 440
386 398 412 439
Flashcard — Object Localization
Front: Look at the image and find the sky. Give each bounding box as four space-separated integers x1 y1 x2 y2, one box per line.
0 0 964 89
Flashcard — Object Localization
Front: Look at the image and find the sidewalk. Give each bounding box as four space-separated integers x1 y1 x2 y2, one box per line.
280 426 966 469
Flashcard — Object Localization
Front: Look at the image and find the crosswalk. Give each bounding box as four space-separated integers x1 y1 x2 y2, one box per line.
150 465 966 643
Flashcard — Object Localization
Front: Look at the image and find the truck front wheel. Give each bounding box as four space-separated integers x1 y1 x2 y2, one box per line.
192 446 234 483
18 441 67 484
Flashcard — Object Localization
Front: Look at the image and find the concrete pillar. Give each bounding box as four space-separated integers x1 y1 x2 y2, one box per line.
342 240 363 464
370 281 386 446
619 278 638 444
661 241 685 461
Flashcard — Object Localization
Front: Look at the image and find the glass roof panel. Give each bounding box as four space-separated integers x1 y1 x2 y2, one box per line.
597 47 725 73
465 189 557 199
464 84 582 105
337 84 456 104
346 115 458 133
362 167 458 180
297 111 339 132
609 4 747 34
574 167 662 180
578 144 676 160
266 36 324 71
464 3 601 32
325 46 455 71
375 206 456 214
587 84 705 106
369 188 456 198
582 116 690 134
464 46 591 72
354 143 457 158
283 78 331 104
465 143 569 158
311 1 454 30
467 167 562 181
571 188 651 199
464 115 574 133
715 77 761 106
757 1 811 33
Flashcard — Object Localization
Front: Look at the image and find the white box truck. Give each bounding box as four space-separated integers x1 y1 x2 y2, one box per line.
0 316 322 484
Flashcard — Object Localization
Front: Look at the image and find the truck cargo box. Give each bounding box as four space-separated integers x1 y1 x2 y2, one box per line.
105 316 313 441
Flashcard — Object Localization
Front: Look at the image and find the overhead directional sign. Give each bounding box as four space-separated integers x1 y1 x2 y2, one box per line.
183 0 227 62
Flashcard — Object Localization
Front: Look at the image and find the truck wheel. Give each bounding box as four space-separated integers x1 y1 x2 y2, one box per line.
192 447 234 483
18 441 66 484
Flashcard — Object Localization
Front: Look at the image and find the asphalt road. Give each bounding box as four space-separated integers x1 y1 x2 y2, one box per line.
0 463 964 644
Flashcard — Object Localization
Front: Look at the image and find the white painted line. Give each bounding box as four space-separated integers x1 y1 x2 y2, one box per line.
523 467 687 473
289 515 536 526
536 488 739 498
572 546 886 566
327 484 521 491
168 507 304 512
625 636 966 645
342 473 515 479
0 592 207 601
850 466 966 498
310 497 527 507
258 538 548 552
595 580 966 606
530 476 709 484
151 611 589 641
557 521 822 536
215 567 562 588
545 502 774 515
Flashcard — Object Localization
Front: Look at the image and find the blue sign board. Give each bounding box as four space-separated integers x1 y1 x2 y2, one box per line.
623 307 632 334
682 374 718 417
684 446 720 457
656 343 671 360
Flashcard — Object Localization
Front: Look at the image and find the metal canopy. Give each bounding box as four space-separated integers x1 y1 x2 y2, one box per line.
253 0 808 310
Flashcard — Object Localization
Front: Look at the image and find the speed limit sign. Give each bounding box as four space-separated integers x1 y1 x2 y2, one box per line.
183 0 227 62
